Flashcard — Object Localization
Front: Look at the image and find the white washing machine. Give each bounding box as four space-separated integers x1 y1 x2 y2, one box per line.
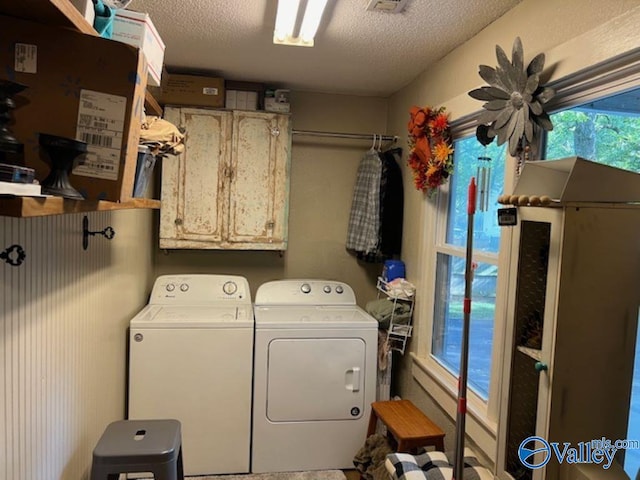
252 279 378 473
128 274 254 476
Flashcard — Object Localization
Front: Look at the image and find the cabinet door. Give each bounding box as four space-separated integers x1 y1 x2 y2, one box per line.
227 111 291 249
498 207 564 480
160 108 232 248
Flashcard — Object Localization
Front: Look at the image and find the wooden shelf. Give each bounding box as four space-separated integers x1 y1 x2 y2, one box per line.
145 90 163 117
0 196 161 218
1 0 164 217
516 345 543 361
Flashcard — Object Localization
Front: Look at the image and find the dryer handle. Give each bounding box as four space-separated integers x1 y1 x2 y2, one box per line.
345 367 361 392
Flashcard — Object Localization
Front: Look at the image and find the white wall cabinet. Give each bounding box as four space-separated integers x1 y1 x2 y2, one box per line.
160 107 291 250
496 204 640 480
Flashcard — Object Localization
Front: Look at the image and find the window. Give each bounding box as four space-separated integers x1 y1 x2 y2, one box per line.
431 136 506 399
543 87 640 479
545 100 640 171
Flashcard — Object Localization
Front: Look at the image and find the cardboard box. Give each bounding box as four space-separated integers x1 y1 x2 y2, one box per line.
0 15 148 202
159 73 225 108
112 10 165 87
226 80 265 109
264 97 291 113
226 90 258 110
264 88 291 112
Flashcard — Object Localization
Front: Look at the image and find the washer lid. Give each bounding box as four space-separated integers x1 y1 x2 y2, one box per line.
131 305 254 328
253 306 377 329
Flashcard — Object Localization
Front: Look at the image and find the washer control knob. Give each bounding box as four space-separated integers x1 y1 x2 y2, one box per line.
180 283 189 292
335 285 344 294
166 283 175 292
323 285 332 293
223 281 238 295
301 283 311 294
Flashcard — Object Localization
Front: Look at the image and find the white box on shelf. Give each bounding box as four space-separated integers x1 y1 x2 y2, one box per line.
225 90 237 109
226 90 258 110
70 0 95 27
246 91 258 110
264 97 290 113
112 10 165 86
236 91 248 110
0 181 42 196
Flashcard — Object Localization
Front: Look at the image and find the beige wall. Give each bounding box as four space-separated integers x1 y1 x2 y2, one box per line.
1 209 155 480
153 91 391 305
387 0 640 463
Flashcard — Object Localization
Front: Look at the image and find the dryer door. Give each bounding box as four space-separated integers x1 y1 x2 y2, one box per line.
266 337 366 421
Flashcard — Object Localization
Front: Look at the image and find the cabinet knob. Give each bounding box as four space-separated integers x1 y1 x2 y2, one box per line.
175 218 183 226
270 127 280 136
534 361 548 372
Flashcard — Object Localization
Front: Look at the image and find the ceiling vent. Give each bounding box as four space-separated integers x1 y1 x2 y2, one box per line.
365 0 410 13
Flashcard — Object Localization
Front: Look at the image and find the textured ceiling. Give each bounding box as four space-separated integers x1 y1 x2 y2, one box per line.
128 0 524 97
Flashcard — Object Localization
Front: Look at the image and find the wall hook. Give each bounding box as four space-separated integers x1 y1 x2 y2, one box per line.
82 215 115 250
1 244 26 267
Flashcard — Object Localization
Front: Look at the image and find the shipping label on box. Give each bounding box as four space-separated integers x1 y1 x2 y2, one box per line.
74 90 127 180
1 14 148 201
14 43 37 73
112 10 165 87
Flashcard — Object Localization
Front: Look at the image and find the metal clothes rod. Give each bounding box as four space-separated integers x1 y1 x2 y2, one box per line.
292 129 397 142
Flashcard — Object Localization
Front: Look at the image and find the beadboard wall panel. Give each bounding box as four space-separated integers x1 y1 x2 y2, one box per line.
1 209 154 480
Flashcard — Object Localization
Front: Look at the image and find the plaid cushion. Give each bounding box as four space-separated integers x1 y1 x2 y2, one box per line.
385 449 493 480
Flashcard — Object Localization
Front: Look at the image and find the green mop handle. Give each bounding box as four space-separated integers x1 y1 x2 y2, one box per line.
453 177 477 480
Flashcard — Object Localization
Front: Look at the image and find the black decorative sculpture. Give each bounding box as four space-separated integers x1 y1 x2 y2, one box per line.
39 133 87 200
0 79 28 165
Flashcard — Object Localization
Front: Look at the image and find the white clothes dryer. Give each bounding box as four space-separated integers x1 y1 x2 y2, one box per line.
128 274 253 476
251 279 378 473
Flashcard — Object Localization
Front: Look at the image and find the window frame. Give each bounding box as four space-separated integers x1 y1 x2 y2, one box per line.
411 128 510 461
430 135 504 398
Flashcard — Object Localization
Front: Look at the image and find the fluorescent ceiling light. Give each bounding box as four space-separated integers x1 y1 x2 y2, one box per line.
300 0 329 43
274 0 329 47
274 0 300 42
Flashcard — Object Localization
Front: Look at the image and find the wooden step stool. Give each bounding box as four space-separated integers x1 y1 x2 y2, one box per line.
367 399 445 453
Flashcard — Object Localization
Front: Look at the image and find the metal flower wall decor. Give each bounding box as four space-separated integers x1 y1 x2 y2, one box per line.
469 37 555 165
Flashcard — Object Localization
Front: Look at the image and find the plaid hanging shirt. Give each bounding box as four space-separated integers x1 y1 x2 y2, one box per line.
346 150 382 254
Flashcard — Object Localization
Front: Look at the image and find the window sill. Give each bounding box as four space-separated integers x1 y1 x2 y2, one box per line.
411 353 497 461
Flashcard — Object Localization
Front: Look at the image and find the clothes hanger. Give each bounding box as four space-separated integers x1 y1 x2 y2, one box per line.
369 134 377 153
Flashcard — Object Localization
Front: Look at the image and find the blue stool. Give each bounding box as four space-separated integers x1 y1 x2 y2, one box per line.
90 419 184 480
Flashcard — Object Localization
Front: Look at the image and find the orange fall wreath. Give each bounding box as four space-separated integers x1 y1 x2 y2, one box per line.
407 105 454 196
